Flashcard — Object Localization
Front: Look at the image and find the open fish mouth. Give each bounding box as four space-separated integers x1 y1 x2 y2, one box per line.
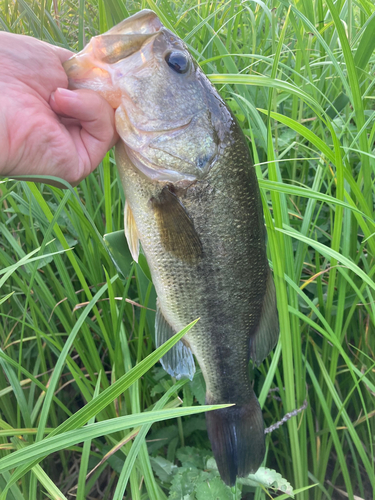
63 10 162 84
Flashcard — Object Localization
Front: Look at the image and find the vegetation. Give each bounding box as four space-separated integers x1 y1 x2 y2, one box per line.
0 0 374 498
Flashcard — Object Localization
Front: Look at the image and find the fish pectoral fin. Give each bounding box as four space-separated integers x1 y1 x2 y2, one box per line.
150 186 203 264
124 200 140 263
249 271 279 366
155 300 196 381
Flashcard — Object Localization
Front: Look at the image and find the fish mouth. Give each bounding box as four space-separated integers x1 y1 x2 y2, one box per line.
63 10 162 85
127 147 197 185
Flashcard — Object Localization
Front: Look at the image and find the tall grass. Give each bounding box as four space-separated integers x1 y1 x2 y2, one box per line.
0 0 374 499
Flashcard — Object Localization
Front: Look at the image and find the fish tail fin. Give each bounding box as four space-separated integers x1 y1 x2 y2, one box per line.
205 392 265 486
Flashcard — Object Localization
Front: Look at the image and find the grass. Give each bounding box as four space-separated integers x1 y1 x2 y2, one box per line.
0 0 375 499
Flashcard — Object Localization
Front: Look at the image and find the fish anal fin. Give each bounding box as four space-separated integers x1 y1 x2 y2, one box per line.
150 186 203 264
124 200 140 263
250 271 279 366
155 301 196 380
205 392 265 486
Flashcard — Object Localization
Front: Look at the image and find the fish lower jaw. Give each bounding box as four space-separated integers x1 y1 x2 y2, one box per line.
126 146 197 185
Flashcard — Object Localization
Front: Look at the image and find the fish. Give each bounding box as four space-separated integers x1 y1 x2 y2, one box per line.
63 9 279 486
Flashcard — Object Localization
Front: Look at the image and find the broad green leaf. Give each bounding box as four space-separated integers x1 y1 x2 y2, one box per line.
238 467 294 497
103 230 133 279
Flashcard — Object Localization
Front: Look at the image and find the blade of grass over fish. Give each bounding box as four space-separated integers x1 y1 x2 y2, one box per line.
0 405 229 473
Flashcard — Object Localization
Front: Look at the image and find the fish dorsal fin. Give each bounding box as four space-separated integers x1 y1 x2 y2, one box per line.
124 200 140 263
156 300 196 380
150 186 203 264
249 271 279 366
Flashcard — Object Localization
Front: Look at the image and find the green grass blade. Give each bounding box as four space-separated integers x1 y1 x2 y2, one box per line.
0 405 229 474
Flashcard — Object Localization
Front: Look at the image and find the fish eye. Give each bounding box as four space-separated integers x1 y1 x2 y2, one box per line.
165 51 190 74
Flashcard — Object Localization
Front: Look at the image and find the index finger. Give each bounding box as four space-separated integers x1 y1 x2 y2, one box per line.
52 44 76 64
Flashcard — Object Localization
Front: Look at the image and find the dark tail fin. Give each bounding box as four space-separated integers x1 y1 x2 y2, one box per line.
205 393 265 486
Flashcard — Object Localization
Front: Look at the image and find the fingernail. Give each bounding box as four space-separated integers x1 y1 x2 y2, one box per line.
56 87 78 99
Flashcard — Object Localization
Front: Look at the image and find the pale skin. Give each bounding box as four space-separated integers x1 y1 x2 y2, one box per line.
0 32 119 186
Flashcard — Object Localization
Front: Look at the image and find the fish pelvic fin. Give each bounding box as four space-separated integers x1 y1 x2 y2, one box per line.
155 300 196 380
124 200 140 263
250 270 279 366
205 392 265 486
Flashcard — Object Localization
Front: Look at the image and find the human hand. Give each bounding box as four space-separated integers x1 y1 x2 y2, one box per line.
0 32 118 186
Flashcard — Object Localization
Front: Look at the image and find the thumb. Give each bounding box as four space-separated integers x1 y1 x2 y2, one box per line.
50 87 119 171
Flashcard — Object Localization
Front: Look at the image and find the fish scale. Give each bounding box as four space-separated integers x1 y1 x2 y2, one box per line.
64 9 279 486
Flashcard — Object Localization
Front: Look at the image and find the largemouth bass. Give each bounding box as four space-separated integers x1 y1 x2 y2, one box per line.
64 10 279 486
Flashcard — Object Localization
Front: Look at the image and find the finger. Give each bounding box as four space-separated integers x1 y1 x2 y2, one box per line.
55 47 76 64
51 87 118 147
50 87 119 179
